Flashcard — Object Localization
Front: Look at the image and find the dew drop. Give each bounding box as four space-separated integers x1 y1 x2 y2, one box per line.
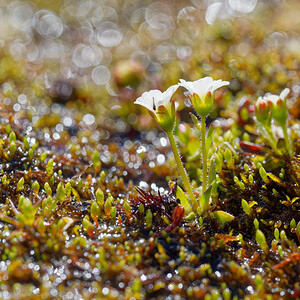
92 65 110 85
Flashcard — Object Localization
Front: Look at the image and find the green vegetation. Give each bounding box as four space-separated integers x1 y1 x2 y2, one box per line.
0 0 299 299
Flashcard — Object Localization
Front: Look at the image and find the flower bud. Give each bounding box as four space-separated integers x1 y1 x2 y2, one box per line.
190 91 213 118
266 88 290 128
255 97 272 126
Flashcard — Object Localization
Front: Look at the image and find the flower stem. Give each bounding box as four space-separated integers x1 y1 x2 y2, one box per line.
265 127 280 154
167 131 198 213
281 123 292 156
201 116 207 195
255 119 279 154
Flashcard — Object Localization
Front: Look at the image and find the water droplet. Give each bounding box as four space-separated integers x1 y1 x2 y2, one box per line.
9 3 34 30
229 0 257 14
96 22 122 47
53 132 60 140
92 6 118 27
9 41 26 60
83 113 95 126
17 94 27 104
43 40 64 60
145 2 174 40
76 1 94 19
137 146 147 154
13 103 21 112
63 117 73 127
160 137 167 147
205 2 224 25
157 154 165 165
130 7 146 30
33 10 63 39
176 46 192 60
72 44 95 68
92 65 110 85
177 6 197 24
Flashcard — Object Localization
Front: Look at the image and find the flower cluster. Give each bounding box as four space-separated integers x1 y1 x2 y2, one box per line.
135 76 292 215
254 88 291 155
135 77 229 214
134 77 229 133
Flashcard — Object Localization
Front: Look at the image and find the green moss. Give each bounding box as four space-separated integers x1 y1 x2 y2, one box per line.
0 1 299 299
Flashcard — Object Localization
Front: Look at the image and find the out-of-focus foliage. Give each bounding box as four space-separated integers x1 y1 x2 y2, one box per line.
0 0 299 299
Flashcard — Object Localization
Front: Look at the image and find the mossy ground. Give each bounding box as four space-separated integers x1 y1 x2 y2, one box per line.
0 1 300 299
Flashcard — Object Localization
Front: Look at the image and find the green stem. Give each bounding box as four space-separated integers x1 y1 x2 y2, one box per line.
167 131 198 213
201 117 207 195
255 119 279 154
265 127 280 154
281 123 292 156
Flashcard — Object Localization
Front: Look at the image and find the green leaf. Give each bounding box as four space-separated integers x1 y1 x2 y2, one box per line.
190 113 201 130
241 199 251 215
256 229 268 252
174 184 191 214
91 201 100 219
57 182 66 202
259 166 269 184
296 222 300 240
145 209 153 229
208 158 216 186
46 159 54 177
0 213 20 227
200 185 212 212
224 148 233 167
17 177 24 191
213 210 234 227
205 125 214 154
110 206 117 219
185 212 196 222
267 173 281 183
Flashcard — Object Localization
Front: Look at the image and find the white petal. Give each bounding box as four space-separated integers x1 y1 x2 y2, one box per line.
208 80 230 93
165 83 179 96
256 96 264 105
179 79 194 95
134 97 154 112
179 77 229 99
154 84 179 114
279 88 290 100
192 77 214 97
134 90 162 112
158 84 179 106
265 94 279 105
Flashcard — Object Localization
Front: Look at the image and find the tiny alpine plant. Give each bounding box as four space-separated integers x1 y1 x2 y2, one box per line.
254 88 291 155
135 77 229 214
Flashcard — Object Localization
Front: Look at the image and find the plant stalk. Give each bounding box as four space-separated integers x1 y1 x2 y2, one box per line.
201 116 208 195
167 131 198 213
265 127 280 154
281 123 292 156
255 119 279 154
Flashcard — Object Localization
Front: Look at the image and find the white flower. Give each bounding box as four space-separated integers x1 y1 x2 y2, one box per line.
179 77 229 117
263 88 290 127
134 84 179 114
263 88 290 105
134 84 179 132
179 77 229 99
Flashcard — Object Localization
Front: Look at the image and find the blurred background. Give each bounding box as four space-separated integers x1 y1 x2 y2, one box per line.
0 0 299 96
1 0 300 188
